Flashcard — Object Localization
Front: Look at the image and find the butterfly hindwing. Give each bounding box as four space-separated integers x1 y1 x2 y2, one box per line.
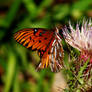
49 38 64 72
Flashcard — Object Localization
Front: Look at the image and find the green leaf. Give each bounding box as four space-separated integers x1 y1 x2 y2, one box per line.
23 0 37 19
53 4 69 20
2 0 22 28
16 45 28 70
71 0 92 18
0 0 22 40
77 59 89 84
4 51 16 92
13 71 20 92
72 0 92 11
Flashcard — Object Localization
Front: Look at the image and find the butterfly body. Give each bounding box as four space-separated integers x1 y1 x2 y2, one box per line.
14 28 64 72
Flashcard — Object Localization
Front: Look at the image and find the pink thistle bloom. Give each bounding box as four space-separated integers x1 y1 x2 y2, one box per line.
63 20 92 64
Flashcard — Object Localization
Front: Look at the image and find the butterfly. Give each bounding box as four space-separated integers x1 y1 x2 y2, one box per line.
14 28 64 72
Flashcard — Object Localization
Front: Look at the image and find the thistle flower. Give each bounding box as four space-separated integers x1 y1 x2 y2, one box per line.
63 19 92 64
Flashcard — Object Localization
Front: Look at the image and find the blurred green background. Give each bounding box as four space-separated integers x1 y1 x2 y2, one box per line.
0 0 92 92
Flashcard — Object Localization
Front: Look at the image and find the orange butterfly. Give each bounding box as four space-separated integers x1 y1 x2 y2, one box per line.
14 28 64 72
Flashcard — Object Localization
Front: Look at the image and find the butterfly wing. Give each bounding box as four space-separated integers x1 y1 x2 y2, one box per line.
14 28 64 72
49 38 64 72
14 28 54 68
14 28 54 55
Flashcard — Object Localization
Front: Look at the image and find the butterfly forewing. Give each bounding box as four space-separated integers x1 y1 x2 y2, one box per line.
14 28 64 72
14 28 53 50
